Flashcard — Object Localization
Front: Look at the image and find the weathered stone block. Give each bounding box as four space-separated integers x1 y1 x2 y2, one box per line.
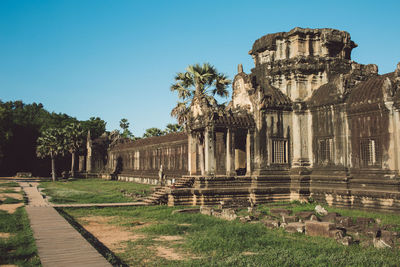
315 205 328 216
270 208 291 217
295 211 314 220
365 226 381 238
240 215 254 223
282 215 298 223
321 212 340 223
305 221 335 237
355 217 375 228
220 208 237 221
329 229 345 240
373 238 392 249
380 230 397 247
200 206 213 216
263 219 280 229
285 222 305 233
336 216 353 227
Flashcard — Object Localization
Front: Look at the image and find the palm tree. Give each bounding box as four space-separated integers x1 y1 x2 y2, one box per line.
170 63 231 125
164 123 183 134
143 127 164 138
36 128 67 181
65 123 85 178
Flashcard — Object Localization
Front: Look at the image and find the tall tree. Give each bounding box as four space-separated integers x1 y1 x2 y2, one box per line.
143 127 164 138
170 63 231 125
36 128 67 181
119 118 134 139
65 123 85 178
81 117 106 140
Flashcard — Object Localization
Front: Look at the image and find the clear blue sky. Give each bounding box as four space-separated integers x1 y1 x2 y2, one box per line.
1 0 400 136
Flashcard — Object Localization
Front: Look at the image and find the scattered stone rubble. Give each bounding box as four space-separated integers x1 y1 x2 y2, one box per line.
196 204 400 249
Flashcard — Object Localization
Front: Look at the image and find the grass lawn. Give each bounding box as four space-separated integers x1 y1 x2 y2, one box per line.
39 178 155 204
0 182 40 266
62 203 400 266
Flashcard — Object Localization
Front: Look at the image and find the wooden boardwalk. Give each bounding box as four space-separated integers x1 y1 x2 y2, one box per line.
20 182 111 267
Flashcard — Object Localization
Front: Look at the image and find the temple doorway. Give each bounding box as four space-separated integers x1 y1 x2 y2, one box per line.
235 130 247 175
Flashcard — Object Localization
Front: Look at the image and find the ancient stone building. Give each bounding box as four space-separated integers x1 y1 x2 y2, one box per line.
85 132 188 184
88 27 400 211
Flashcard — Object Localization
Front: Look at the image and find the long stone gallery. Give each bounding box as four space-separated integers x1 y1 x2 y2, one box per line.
84 27 400 211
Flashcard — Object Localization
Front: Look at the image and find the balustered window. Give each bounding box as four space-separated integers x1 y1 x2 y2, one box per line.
272 139 288 164
318 138 333 164
360 138 380 167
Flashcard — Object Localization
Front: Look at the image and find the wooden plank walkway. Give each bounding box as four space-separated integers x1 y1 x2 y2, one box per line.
20 182 111 267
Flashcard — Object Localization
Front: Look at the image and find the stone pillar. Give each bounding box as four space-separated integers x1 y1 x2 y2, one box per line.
204 127 215 175
253 111 268 175
307 110 314 167
226 128 236 176
188 133 197 175
78 156 86 172
384 101 397 172
395 109 400 175
246 129 254 176
198 133 205 175
292 102 311 167
215 131 226 175
86 155 92 173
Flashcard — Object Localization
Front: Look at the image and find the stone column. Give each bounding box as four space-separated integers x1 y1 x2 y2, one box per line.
204 127 215 175
215 131 226 175
292 102 311 167
78 155 86 172
86 156 92 173
395 109 400 174
198 133 205 175
253 111 268 175
384 101 397 172
246 129 254 176
226 128 236 176
188 133 197 175
307 110 314 167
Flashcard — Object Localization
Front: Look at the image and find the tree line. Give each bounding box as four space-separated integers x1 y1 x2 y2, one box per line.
0 100 106 177
1 62 230 179
0 100 183 178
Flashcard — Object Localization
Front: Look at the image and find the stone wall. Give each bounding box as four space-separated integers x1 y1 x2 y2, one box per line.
106 132 188 183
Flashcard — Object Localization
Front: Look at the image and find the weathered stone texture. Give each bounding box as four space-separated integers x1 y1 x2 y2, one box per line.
87 27 400 212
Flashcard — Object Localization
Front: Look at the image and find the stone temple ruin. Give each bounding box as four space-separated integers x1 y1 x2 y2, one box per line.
82 27 400 212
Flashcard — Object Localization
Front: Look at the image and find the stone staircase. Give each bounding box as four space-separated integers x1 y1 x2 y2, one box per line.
142 176 195 205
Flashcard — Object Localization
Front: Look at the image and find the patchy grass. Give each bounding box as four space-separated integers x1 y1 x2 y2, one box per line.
0 182 19 187
39 179 154 204
1 197 23 204
0 181 40 266
63 205 400 266
1 189 20 193
0 208 40 266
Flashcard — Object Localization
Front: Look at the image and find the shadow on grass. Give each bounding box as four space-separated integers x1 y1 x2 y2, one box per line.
56 208 128 267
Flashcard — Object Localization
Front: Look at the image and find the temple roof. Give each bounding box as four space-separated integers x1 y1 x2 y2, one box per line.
347 73 394 112
259 84 292 110
308 82 343 107
111 132 187 150
188 111 255 131
213 113 255 128
250 27 356 55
